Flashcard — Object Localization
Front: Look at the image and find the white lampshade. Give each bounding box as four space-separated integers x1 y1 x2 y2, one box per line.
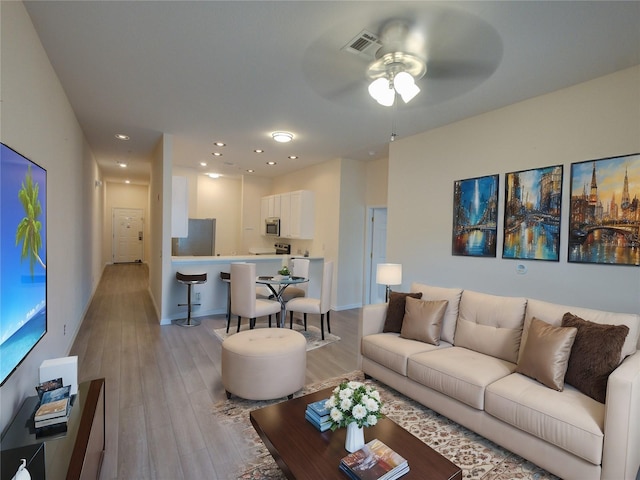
368 78 395 107
376 263 402 286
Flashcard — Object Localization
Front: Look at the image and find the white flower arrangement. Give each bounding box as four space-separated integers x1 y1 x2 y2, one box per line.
325 380 383 430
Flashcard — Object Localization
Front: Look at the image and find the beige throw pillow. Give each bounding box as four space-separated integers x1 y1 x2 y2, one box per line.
400 297 449 345
516 317 577 391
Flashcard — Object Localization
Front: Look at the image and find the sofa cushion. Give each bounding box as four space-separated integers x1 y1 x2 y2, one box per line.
400 298 448 345
486 373 605 465
361 333 446 376
562 312 629 403
523 298 640 362
515 317 577 391
410 283 463 344
382 291 423 333
407 347 516 410
454 290 527 363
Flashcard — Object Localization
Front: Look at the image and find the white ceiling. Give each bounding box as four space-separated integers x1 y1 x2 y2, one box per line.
23 1 640 184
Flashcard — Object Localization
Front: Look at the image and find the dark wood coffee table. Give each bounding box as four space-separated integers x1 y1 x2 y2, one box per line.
250 387 462 480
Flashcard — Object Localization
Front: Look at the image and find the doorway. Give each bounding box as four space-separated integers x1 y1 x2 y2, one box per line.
365 207 388 304
112 208 144 263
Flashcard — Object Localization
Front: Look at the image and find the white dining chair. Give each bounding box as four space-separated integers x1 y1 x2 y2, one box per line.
229 263 281 333
281 258 310 302
286 260 333 340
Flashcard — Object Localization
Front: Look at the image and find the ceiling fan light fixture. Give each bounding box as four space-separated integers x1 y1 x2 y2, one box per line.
272 131 293 143
368 77 395 106
394 71 420 103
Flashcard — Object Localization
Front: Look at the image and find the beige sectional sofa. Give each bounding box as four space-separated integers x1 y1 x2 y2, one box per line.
359 283 640 480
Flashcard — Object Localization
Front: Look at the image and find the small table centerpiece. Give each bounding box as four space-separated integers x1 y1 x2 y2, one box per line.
277 266 290 279
325 380 383 452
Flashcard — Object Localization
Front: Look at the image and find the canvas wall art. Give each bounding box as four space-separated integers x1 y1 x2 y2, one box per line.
452 174 498 257
569 153 640 266
503 165 563 261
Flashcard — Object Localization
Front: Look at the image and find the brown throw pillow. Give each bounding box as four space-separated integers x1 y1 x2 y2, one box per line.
516 317 577 391
382 291 423 333
400 297 449 345
562 312 629 403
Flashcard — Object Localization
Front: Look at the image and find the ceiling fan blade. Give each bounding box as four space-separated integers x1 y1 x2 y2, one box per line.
426 59 500 80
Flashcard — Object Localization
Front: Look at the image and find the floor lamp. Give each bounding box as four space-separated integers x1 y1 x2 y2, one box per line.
376 263 402 302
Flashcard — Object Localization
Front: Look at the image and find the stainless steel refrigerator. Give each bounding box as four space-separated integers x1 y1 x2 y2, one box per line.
171 218 216 256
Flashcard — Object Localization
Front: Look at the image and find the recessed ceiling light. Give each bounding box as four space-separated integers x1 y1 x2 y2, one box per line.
246 169 255 173
118 162 127 168
125 180 130 184
266 161 277 166
207 173 221 179
115 134 130 140
288 155 298 160
214 142 226 147
212 152 222 156
254 149 264 153
271 131 293 143
200 162 207 167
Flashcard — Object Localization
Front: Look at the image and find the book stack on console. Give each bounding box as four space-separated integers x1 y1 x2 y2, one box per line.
305 398 332 432
339 438 409 480
33 378 73 437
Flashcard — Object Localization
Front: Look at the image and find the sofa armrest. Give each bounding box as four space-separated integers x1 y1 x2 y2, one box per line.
360 303 388 338
601 351 640 480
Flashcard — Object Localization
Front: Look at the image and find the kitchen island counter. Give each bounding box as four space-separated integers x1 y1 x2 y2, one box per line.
167 255 324 324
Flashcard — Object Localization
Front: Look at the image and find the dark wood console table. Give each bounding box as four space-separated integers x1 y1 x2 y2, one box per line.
1 378 105 480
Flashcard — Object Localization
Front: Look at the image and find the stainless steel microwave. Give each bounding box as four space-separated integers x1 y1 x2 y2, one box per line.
265 217 280 236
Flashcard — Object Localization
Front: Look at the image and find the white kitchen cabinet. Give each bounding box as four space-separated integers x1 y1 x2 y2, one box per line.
261 190 314 238
279 192 291 237
283 190 314 239
260 194 282 235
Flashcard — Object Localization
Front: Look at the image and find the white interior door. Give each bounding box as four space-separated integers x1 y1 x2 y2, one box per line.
113 208 144 263
366 207 388 304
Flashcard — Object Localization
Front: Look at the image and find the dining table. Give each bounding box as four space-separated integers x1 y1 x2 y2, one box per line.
220 272 308 328
255 275 309 328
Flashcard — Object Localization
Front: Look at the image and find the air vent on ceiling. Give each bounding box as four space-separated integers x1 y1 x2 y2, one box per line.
341 29 381 59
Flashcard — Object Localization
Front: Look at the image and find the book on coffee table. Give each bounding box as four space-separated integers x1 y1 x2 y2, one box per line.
306 398 332 431
340 438 409 480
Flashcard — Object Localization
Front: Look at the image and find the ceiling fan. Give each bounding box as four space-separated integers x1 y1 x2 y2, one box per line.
302 5 503 110
363 20 428 106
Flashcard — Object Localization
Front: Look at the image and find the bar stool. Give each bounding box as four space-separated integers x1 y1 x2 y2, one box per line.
175 272 207 327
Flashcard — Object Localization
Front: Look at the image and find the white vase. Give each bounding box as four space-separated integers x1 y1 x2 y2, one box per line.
345 422 365 453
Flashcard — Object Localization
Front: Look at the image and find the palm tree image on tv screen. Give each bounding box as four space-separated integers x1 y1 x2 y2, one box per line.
0 143 47 386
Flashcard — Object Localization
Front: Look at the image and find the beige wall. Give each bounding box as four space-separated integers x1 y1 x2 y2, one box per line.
196 175 241 255
172 166 247 255
1 2 103 432
388 66 640 314
365 156 389 207
102 182 150 264
240 175 274 254
337 159 368 308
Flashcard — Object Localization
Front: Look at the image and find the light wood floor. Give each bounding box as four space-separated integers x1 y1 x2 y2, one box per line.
70 263 361 480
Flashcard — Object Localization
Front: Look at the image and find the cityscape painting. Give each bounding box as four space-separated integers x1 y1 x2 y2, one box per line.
452 174 498 257
503 165 563 261
569 153 640 266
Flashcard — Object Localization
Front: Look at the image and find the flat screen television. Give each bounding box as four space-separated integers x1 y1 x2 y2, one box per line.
0 143 47 386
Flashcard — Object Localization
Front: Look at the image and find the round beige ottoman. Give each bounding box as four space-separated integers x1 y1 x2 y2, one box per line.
221 328 306 400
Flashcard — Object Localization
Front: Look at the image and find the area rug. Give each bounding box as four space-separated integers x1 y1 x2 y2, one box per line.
213 323 340 351
211 371 560 480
